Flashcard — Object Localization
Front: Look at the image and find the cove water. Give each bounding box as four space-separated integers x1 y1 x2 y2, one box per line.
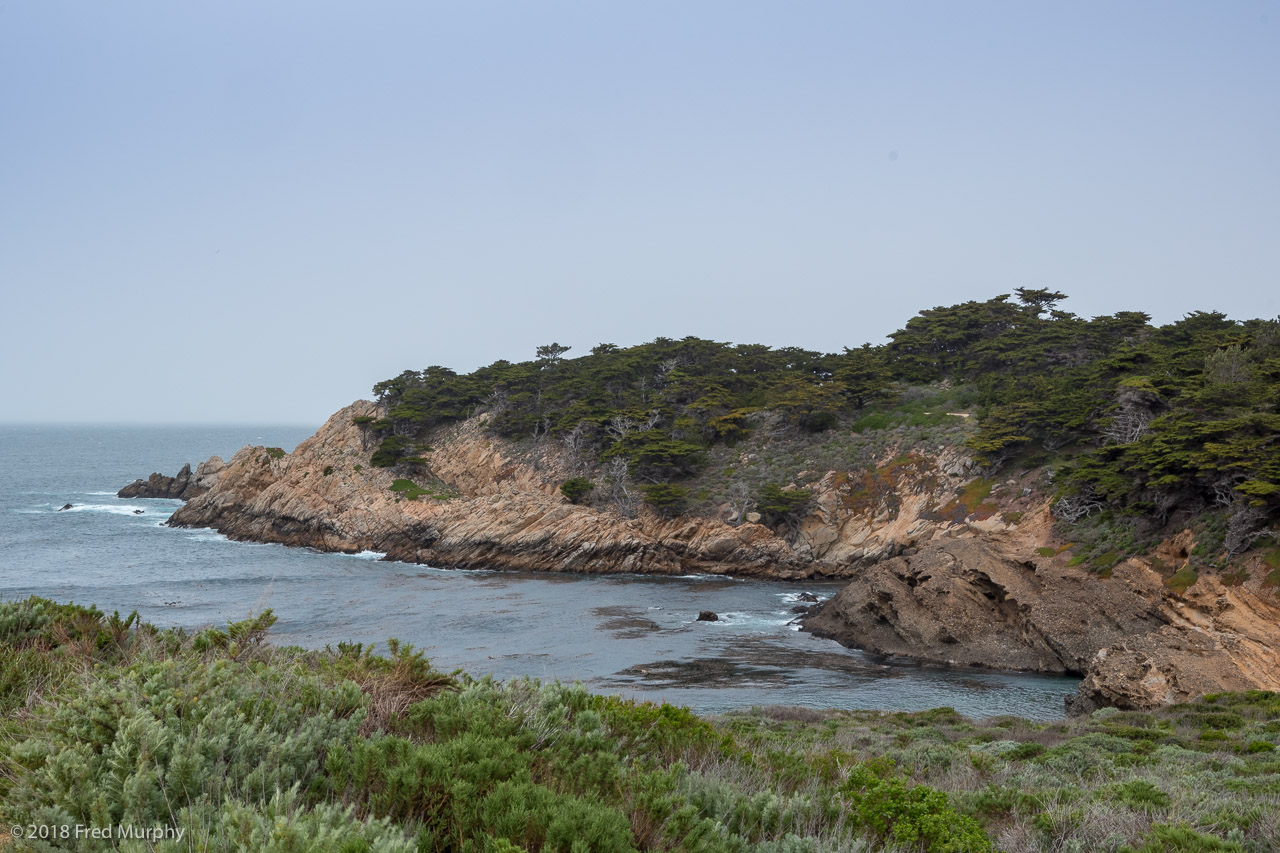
0 424 1079 719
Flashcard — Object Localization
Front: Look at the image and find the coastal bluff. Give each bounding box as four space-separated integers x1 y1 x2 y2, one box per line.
141 400 1280 712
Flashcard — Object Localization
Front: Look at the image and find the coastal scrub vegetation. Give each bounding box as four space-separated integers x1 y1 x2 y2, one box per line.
3 597 1278 852
366 290 1279 566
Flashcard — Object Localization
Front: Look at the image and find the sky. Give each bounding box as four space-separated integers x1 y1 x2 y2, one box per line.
2 1 1276 425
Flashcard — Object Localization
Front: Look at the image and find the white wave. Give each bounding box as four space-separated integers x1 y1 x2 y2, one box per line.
62 504 156 516
82 491 120 496
777 591 824 602
674 573 740 581
342 550 387 560
186 532 229 542
701 611 795 630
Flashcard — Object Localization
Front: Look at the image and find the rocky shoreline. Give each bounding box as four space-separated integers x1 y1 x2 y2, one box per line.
133 400 1280 713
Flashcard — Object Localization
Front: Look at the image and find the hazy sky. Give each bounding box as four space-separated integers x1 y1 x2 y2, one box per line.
3 2 1276 425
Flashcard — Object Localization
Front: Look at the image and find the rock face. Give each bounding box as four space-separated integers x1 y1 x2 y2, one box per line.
1068 572 1280 713
118 457 227 501
802 533 1280 712
786 448 1034 569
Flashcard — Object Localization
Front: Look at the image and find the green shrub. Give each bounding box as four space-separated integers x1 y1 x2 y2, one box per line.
5 653 365 832
641 483 689 517
1166 565 1199 593
371 435 414 468
840 761 991 852
560 477 595 505
851 411 896 433
389 479 429 501
1121 823 1244 852
756 484 812 529
206 786 415 852
1108 779 1172 812
1007 741 1046 760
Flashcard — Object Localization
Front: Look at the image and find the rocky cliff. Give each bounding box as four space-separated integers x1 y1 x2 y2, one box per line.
148 400 1280 712
802 518 1280 712
166 403 815 578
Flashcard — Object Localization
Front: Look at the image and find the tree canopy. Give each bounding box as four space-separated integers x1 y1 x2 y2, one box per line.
366 294 1280 556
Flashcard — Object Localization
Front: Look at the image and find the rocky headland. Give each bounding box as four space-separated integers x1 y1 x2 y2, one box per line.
139 400 1280 713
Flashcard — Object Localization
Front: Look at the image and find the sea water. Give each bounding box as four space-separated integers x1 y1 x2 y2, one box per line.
0 424 1080 719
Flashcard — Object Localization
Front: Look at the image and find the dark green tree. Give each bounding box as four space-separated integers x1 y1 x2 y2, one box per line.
756 484 812 536
641 483 689 518
559 478 595 505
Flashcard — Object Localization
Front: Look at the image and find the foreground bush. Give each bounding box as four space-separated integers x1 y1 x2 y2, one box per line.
4 597 1277 851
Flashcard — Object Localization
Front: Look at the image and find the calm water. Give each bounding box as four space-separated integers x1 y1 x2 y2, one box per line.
0 424 1080 719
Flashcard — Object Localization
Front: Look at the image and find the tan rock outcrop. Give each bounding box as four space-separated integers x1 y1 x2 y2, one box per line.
1070 573 1280 712
802 537 1163 673
802 527 1280 712
168 402 815 578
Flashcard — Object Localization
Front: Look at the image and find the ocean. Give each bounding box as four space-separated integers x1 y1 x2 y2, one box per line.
0 423 1080 719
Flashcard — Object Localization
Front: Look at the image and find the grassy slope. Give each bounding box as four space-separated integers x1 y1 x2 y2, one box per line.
2 598 1277 853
